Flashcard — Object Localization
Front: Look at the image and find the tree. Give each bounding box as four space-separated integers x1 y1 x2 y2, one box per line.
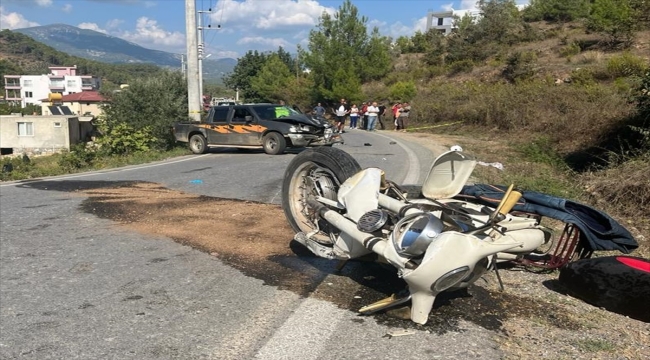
587 0 637 46
477 0 525 45
302 0 391 102
523 0 591 22
222 50 268 101
250 55 292 103
100 71 187 150
330 65 362 103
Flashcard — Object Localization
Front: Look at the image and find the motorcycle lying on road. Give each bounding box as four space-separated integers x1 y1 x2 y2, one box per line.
282 146 553 325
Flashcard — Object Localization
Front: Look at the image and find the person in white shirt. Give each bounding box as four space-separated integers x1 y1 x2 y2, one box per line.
366 101 379 131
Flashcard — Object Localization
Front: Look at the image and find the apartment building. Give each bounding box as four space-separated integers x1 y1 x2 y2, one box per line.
4 65 101 108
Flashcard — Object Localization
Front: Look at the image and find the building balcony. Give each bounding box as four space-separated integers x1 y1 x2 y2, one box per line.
5 96 22 101
81 85 97 90
50 84 65 90
4 84 21 89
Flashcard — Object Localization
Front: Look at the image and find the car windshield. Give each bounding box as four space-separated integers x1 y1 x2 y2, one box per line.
254 105 302 119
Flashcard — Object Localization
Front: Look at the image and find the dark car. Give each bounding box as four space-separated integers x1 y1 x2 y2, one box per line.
173 104 340 155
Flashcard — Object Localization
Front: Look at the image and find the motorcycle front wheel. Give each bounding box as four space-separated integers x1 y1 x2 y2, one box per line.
282 147 361 241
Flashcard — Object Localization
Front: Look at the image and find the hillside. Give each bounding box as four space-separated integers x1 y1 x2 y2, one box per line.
0 29 165 90
15 24 182 66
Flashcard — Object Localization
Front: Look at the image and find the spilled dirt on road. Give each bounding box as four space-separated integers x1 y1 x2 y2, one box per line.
71 180 588 335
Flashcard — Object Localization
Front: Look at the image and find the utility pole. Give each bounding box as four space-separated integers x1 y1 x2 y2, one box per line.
185 0 201 122
198 9 218 106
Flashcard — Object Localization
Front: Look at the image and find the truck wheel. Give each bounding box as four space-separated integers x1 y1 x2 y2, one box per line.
189 134 208 154
262 132 286 155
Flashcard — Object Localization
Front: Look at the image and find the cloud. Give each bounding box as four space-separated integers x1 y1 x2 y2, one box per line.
106 18 124 29
119 17 185 50
460 0 479 10
62 3 73 13
237 36 291 49
0 6 39 29
213 50 239 59
144 1 156 8
0 0 51 6
210 0 335 31
78 22 108 34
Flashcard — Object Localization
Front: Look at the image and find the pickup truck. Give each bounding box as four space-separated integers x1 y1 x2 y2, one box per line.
173 104 340 155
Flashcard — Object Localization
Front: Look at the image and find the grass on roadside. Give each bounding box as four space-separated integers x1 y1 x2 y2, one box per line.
0 146 191 182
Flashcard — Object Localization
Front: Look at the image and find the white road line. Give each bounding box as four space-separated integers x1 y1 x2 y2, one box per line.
372 132 422 185
0 154 209 187
253 287 348 360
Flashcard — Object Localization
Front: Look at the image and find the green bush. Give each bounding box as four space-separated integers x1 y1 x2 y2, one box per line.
95 121 157 156
57 143 97 170
503 51 539 82
570 68 596 85
523 0 591 22
447 60 474 75
0 155 34 181
389 81 417 102
606 53 649 78
587 0 637 46
559 43 581 58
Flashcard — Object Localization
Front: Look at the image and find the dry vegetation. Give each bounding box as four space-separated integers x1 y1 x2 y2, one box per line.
363 21 650 258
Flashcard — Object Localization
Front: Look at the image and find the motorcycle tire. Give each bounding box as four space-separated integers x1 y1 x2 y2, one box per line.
558 256 650 323
282 146 361 234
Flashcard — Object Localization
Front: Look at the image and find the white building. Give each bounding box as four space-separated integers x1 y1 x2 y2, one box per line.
426 5 526 35
4 65 101 108
426 9 481 35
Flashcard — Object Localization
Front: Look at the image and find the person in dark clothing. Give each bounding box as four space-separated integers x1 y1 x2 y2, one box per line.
313 102 326 120
360 102 369 130
377 103 387 130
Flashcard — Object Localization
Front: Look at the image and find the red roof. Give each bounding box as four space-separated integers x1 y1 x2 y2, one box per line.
59 91 106 102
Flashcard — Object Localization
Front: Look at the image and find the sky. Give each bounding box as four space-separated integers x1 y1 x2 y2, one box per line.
0 0 529 59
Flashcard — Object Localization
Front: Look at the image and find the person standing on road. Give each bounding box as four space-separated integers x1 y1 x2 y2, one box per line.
349 104 359 129
377 102 387 130
334 98 350 133
392 102 402 131
313 102 325 120
360 102 369 130
366 101 379 131
398 102 411 132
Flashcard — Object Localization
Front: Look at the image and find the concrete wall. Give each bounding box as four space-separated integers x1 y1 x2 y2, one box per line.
40 102 103 116
0 115 80 155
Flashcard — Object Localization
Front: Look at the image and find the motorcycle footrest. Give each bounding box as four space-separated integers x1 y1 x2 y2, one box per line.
358 293 412 315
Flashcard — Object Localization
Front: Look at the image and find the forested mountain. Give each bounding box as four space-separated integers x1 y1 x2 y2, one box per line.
13 24 234 83
0 29 165 90
15 24 182 66
0 26 235 89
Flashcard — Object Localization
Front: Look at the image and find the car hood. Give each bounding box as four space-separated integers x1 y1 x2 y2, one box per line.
278 114 327 127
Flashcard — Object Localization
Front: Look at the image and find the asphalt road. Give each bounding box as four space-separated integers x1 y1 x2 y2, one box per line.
0 130 503 359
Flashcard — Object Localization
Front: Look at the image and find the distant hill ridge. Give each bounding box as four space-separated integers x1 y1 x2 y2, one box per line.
13 24 235 82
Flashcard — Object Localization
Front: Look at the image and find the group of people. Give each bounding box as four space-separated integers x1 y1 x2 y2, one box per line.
391 102 411 132
313 99 411 134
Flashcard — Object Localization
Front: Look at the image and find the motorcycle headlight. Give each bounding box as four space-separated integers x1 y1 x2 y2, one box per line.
432 266 470 292
392 212 444 257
